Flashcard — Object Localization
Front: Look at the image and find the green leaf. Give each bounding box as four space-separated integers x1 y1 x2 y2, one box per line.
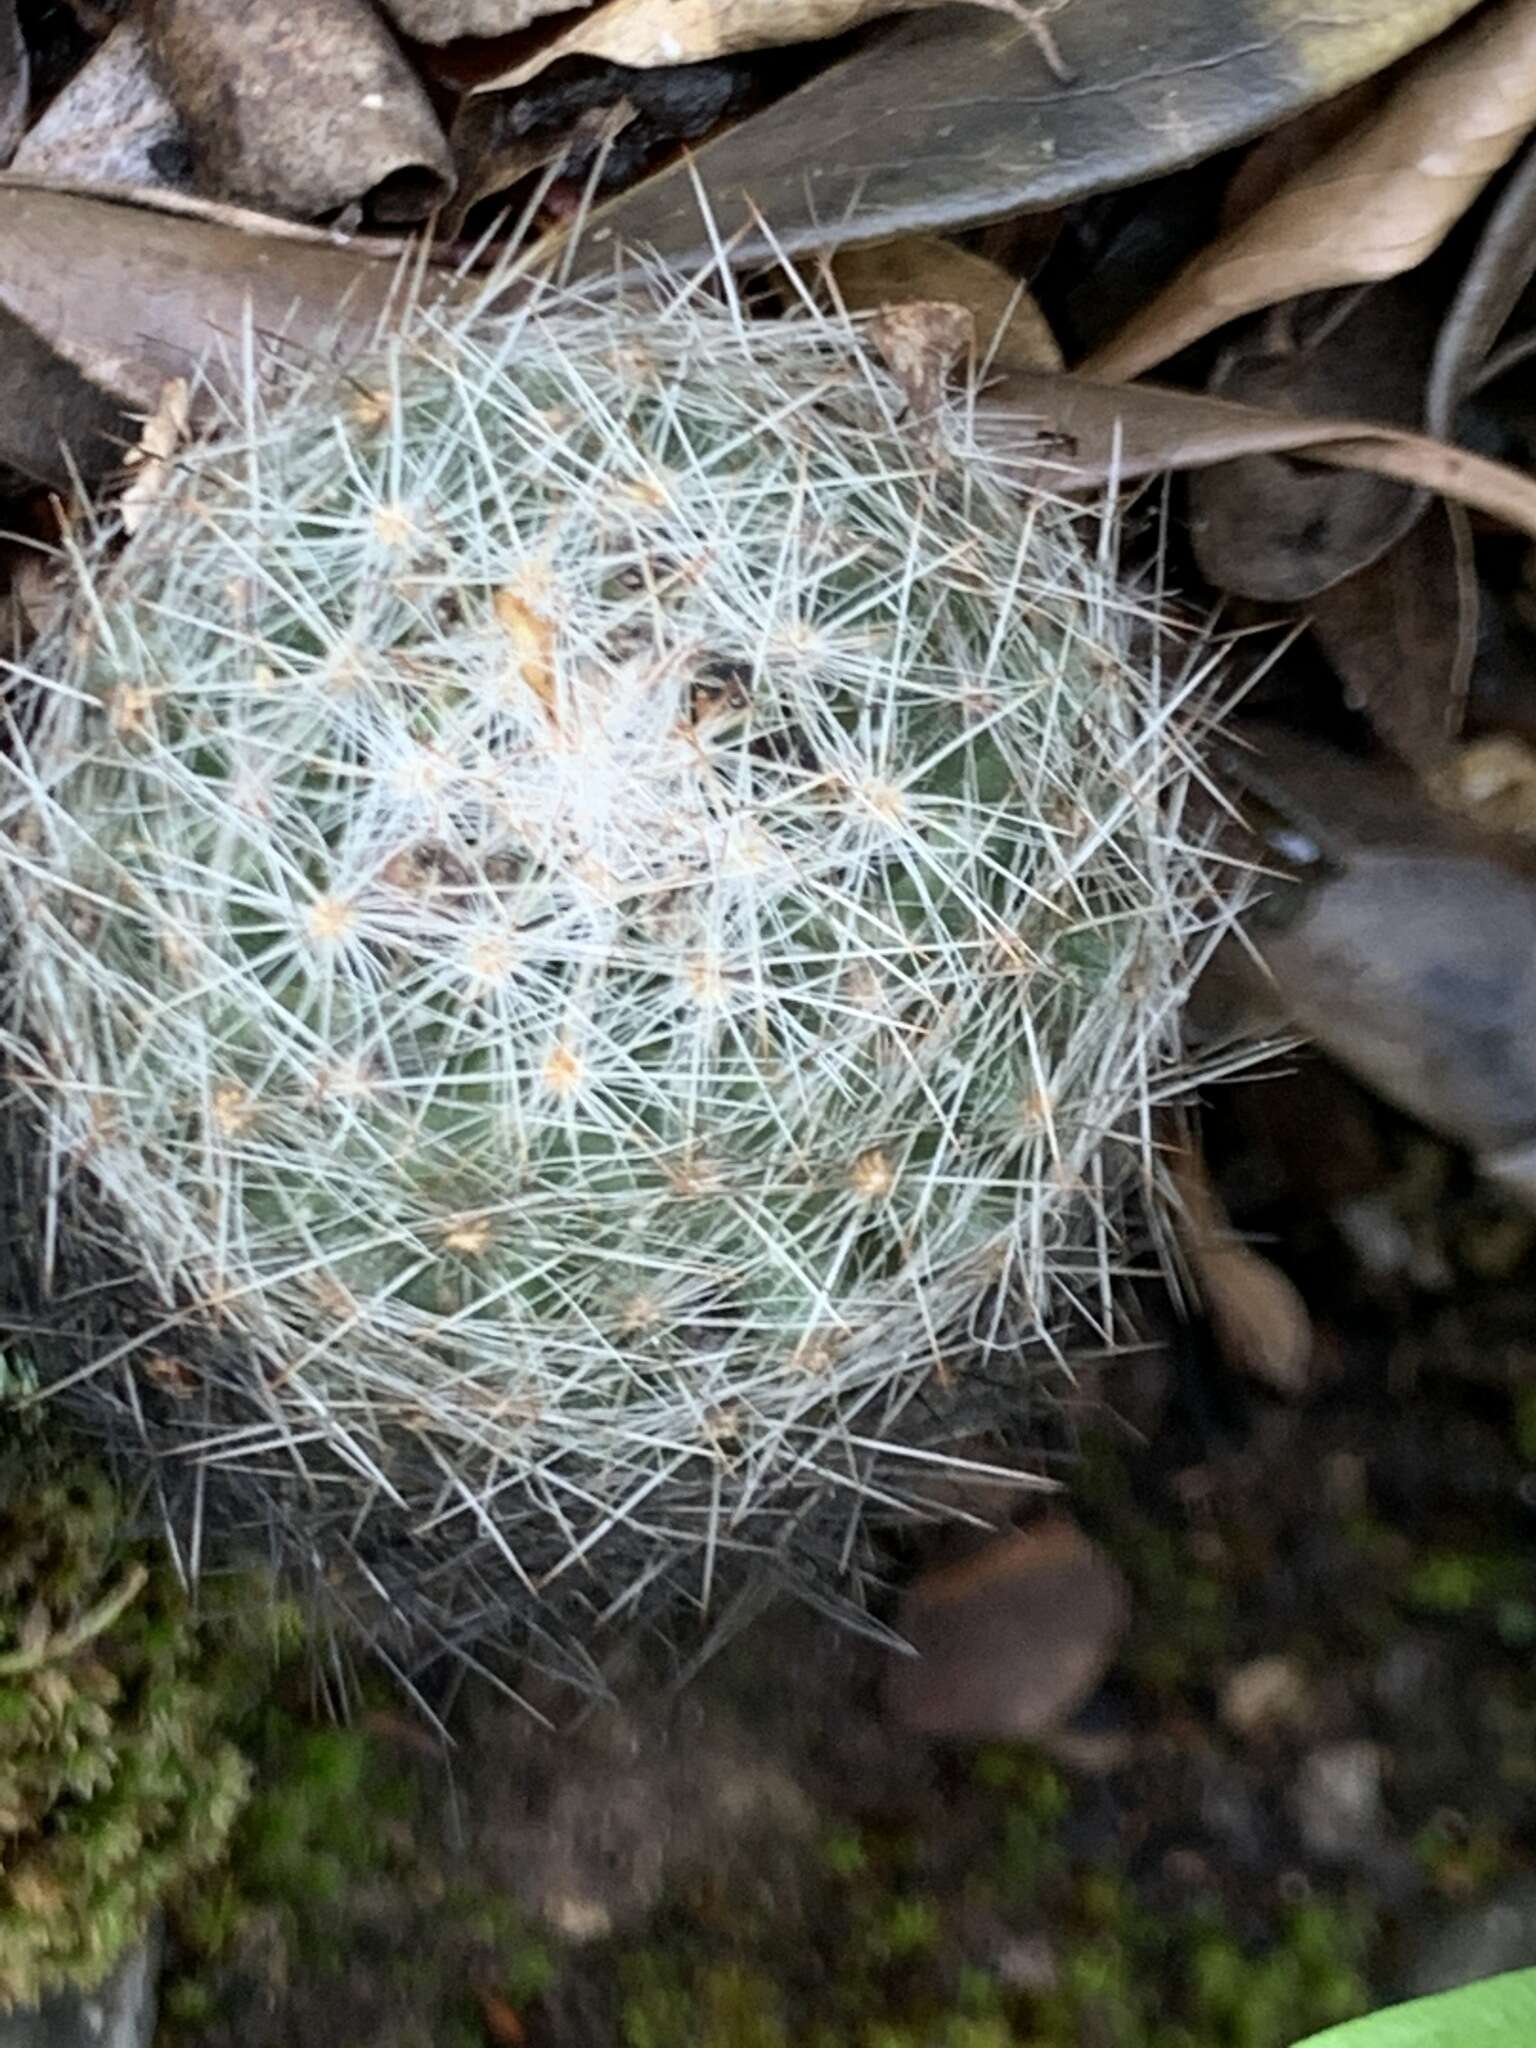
1292 1970 1536 2048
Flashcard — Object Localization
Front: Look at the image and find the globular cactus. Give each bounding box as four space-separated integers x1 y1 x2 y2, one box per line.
0 277 1230 1659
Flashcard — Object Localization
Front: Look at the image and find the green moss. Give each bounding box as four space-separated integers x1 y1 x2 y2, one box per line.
978 1751 1069 1904
1413 1814 1512 1897
859 2023 1020 2048
165 1698 562 2042
453 1889 556 2002
162 1979 217 2026
854 1896 942 1966
590 1742 1375 2048
0 1457 261 2008
954 1754 1374 2048
172 1712 397 1974
621 1956 790 2048
820 1828 871 1878
930 2020 1018 2048
1404 1552 1525 1615
1193 1899 1370 2045
1513 1386 1536 1465
234 1724 388 1914
160 1408 1496 2045
1073 1451 1236 1697
1025 1890 1372 2048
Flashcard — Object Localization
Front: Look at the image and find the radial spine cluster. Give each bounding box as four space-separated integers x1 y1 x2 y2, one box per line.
0 275 1230 1648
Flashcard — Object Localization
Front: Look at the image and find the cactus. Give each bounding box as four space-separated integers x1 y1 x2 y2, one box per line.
0 276 1232 1656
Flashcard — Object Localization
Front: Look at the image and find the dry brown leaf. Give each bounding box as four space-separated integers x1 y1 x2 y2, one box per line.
12 10 187 191
1171 1147 1313 1397
973 368 1536 544
477 0 897 90
833 234 1062 372
1 0 27 166
494 582 557 715
474 0 1053 94
1241 736 1536 1168
381 0 580 39
0 177 461 415
1261 841 1536 1168
0 301 128 488
1224 722 1487 860
477 1990 527 2046
563 3 1481 278
151 0 454 224
1428 127 1536 432
120 376 192 534
1189 281 1437 603
869 299 973 434
1217 78 1391 235
446 95 634 238
1085 0 1536 382
1308 498 1477 771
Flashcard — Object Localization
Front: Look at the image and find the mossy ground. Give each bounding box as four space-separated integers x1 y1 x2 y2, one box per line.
158 1328 1536 2047
160 1698 1375 2048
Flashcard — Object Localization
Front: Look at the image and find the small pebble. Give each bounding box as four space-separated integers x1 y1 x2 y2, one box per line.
1290 1740 1385 1862
544 1895 613 1943
994 1932 1059 1992
1220 1655 1315 1739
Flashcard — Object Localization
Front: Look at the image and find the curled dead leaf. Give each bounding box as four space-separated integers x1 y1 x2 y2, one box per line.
1242 739 1536 1169
473 0 1053 95
446 95 635 240
0 300 129 488
120 376 191 535
832 234 1062 372
150 0 454 224
1085 0 1536 382
381 0 579 38
1306 499 1477 771
1188 280 1436 603
1428 125 1536 433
